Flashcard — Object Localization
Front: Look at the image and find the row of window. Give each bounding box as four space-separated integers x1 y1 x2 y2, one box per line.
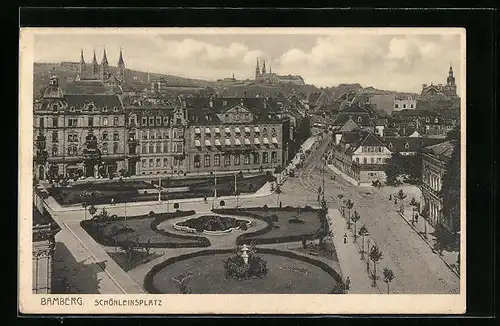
354 157 388 164
40 116 121 128
136 116 183 126
361 146 385 153
50 104 120 113
394 103 415 109
51 131 121 143
194 126 277 135
141 130 183 140
193 152 278 168
50 143 120 156
140 142 184 154
141 157 185 169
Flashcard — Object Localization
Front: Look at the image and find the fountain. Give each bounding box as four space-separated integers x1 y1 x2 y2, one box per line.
239 244 249 264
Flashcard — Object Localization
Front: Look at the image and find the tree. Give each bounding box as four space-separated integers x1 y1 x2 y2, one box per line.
440 138 460 236
385 152 405 185
351 211 361 241
173 202 179 210
220 200 225 207
396 189 407 201
358 224 369 259
432 224 458 254
88 205 97 219
345 199 354 229
369 245 383 286
382 266 395 294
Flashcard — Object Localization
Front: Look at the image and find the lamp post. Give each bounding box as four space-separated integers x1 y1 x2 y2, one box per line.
157 176 162 202
212 168 218 210
234 172 239 208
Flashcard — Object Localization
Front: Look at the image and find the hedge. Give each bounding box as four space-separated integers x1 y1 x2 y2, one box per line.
143 248 344 294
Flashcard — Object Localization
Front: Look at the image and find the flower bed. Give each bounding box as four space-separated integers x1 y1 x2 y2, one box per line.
174 215 252 234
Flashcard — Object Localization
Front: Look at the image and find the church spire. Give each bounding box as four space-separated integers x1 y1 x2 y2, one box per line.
79 49 86 74
118 47 125 65
117 47 125 79
447 63 456 87
101 48 108 65
255 58 260 79
101 48 109 80
92 49 99 75
261 60 266 75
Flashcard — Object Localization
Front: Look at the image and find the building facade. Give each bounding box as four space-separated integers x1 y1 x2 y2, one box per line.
185 97 286 174
421 141 456 232
394 96 417 111
34 75 127 181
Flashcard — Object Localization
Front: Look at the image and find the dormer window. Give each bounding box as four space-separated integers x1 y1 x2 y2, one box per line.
113 106 119 112
404 142 410 149
52 104 58 112
388 143 393 149
88 104 95 111
102 106 108 112
69 106 76 112
358 117 362 123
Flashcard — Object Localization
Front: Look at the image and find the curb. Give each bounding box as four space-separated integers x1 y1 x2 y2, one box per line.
397 212 460 278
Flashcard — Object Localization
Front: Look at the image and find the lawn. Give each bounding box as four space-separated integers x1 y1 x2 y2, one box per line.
81 211 211 248
107 250 163 272
50 173 274 206
147 251 340 294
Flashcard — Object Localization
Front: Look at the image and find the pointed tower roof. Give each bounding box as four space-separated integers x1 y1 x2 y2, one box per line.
270 64 272 74
92 50 98 64
101 48 108 64
256 58 260 69
80 49 85 64
449 63 454 76
118 47 125 65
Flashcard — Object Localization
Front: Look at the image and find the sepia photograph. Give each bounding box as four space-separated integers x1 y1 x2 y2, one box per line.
19 27 466 314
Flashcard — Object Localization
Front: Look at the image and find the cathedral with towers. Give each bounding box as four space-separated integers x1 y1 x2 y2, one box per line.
254 58 305 85
75 48 126 86
420 64 458 99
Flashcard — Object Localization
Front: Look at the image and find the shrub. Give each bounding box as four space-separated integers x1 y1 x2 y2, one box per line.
224 253 268 280
149 211 155 217
263 204 269 211
239 221 248 231
270 214 279 222
174 203 179 209
288 217 305 224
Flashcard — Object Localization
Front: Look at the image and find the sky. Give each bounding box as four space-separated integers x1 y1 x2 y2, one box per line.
33 30 464 93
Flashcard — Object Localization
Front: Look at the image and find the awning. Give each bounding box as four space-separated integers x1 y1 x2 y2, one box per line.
225 139 231 146
205 139 211 146
194 128 201 134
234 127 241 133
214 139 222 146
215 128 221 133
244 138 251 145
272 137 278 144
205 128 211 134
234 139 241 146
254 127 260 133
195 139 201 147
244 127 251 133
263 137 269 144
224 127 231 133
254 138 261 145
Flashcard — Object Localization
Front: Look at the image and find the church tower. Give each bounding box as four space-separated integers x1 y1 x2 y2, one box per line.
92 50 99 75
446 64 456 94
261 60 266 75
255 59 260 79
117 47 125 80
79 49 86 74
101 48 109 80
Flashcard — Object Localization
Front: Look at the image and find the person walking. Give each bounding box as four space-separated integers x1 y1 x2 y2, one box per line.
111 198 115 206
415 213 419 223
345 276 351 293
343 233 347 244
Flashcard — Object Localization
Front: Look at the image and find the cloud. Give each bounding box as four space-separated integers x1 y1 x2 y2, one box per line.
33 32 462 93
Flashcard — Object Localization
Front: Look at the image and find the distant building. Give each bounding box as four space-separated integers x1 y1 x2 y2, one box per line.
421 140 458 232
329 130 392 185
420 65 457 98
254 59 305 85
332 103 376 132
75 48 126 87
394 96 417 111
384 137 443 156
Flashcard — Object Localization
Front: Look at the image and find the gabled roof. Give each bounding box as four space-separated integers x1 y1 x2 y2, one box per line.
339 119 361 132
392 109 439 117
423 140 456 161
333 113 373 126
64 94 123 109
384 137 443 153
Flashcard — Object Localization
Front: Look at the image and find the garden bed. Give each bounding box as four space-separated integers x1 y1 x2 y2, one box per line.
81 210 211 248
213 206 328 245
144 248 343 294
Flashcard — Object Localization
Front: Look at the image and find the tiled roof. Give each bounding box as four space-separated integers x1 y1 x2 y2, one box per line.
333 113 373 126
64 94 123 109
392 109 439 117
384 137 443 153
423 140 456 161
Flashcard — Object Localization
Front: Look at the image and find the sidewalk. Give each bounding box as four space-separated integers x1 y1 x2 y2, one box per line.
63 220 145 294
397 207 460 277
327 208 380 294
326 164 360 187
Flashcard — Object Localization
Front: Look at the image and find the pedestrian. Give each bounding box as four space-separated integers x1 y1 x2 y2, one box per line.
415 213 419 223
203 195 207 203
389 194 392 201
394 199 398 204
279 201 282 208
345 276 351 292
111 198 115 206
343 233 347 244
